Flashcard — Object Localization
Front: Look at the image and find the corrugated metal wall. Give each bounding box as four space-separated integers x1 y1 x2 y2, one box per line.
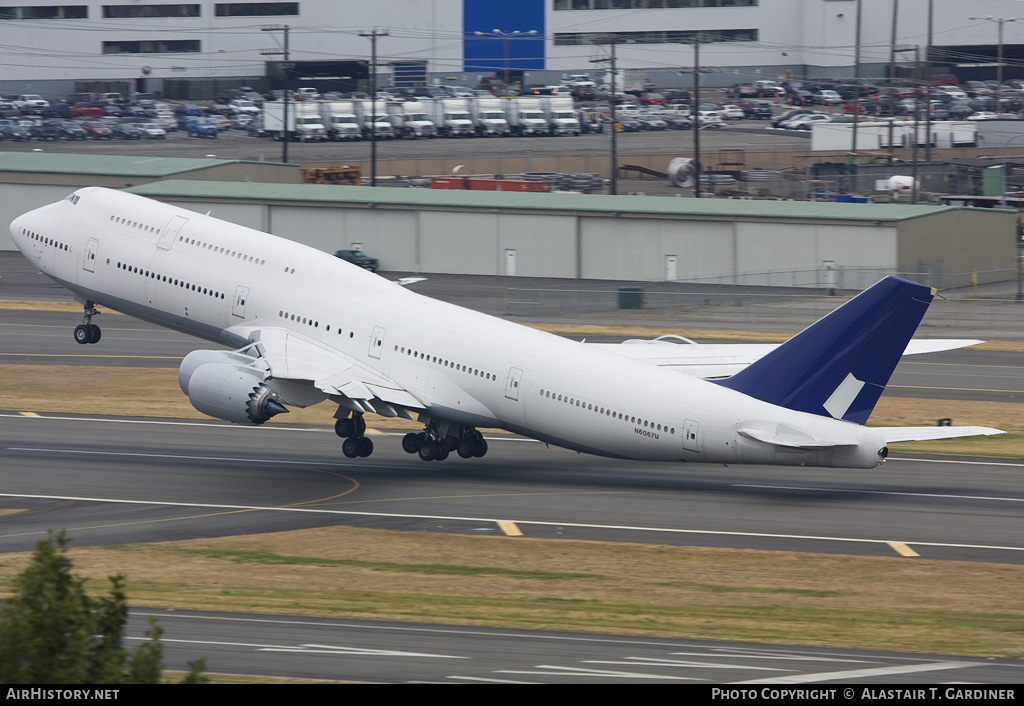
140 199 903 285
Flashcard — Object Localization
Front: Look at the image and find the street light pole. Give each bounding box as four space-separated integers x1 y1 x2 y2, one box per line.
969 16 1023 115
474 29 537 95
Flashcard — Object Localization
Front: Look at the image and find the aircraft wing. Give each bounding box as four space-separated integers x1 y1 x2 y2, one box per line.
874 426 1005 443
587 337 983 379
243 326 426 418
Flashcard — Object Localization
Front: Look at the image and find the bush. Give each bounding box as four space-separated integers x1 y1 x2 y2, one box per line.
0 531 206 684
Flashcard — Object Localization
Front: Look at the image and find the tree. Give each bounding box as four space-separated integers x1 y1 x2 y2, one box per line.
0 531 206 684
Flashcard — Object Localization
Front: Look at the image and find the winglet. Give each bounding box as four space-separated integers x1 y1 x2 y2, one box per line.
717 277 933 425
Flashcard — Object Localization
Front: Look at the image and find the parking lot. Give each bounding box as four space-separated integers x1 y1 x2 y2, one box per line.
0 119 812 164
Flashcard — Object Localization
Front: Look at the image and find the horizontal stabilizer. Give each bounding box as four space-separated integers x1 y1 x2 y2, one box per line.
717 277 934 424
876 426 1005 443
588 338 981 380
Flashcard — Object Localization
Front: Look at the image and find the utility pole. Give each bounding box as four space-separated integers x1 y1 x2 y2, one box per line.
925 0 933 161
887 0 899 154
852 0 862 157
679 38 711 198
260 25 290 164
591 38 619 195
360 28 388 187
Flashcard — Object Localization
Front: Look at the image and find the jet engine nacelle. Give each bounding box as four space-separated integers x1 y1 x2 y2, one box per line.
179 349 287 425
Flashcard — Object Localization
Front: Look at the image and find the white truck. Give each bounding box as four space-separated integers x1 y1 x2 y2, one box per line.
429 98 475 137
354 100 395 139
469 97 510 136
504 97 549 136
540 96 580 136
263 101 327 141
317 101 363 141
385 100 437 139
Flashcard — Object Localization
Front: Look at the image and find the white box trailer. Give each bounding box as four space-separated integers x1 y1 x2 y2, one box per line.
429 98 475 137
504 97 548 136
263 101 326 141
354 100 395 139
317 101 362 141
386 100 437 138
811 120 976 150
540 96 580 136
469 97 510 136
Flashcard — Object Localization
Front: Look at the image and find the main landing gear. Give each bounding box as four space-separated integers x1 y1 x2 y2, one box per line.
73 301 101 345
402 424 487 463
335 411 373 458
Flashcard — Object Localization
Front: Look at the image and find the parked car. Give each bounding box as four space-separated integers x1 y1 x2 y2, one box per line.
28 121 60 140
185 117 219 138
174 103 203 118
57 120 87 140
71 102 103 118
636 114 668 130
334 249 379 272
138 122 167 139
111 123 143 139
15 94 49 112
82 121 114 139
245 118 267 137
0 121 31 140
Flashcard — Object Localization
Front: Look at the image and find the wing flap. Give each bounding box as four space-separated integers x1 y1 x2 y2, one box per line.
243 326 427 411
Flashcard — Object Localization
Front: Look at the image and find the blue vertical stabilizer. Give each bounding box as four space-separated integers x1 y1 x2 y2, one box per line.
716 277 934 425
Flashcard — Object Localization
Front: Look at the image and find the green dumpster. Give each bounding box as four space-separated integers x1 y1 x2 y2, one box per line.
617 287 644 310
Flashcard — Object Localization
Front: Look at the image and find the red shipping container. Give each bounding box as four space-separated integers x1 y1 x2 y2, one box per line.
430 177 551 192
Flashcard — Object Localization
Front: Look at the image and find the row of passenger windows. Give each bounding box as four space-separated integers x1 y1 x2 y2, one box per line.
278 310 353 337
182 234 265 266
397 345 497 382
117 261 226 300
111 214 161 235
21 228 70 252
539 387 675 435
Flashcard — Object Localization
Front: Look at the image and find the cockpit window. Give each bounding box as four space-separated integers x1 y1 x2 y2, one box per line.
64 194 80 205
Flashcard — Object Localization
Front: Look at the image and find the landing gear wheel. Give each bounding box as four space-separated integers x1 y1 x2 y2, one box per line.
456 439 475 459
88 325 101 344
418 440 439 462
335 418 354 438
342 438 360 458
473 438 488 458
353 415 366 437
357 437 373 457
435 444 449 461
402 432 423 454
74 325 91 345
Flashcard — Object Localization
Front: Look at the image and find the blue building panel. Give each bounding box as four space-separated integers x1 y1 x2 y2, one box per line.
463 0 546 72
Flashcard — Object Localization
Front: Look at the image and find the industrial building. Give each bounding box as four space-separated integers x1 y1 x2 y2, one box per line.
4 1 1024 98
114 179 1014 289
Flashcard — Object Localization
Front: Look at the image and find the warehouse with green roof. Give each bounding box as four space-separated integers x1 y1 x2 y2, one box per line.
0 153 1015 288
123 179 1015 289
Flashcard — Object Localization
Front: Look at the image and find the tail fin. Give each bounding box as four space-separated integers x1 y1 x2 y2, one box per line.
716 277 934 425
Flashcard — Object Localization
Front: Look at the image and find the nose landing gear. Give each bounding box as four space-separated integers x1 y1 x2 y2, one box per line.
73 301 101 344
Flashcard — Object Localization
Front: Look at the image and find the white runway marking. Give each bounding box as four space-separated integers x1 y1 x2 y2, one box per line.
2 482 1023 553
734 661 984 684
736 483 1024 504
497 665 704 680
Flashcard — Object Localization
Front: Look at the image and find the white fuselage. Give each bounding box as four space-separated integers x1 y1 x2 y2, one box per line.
10 187 888 468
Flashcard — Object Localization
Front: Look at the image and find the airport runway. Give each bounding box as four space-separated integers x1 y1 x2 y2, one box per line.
129 607 1024 684
1 414 1023 564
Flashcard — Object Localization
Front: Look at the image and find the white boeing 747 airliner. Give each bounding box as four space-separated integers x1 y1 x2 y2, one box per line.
10 187 1002 467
